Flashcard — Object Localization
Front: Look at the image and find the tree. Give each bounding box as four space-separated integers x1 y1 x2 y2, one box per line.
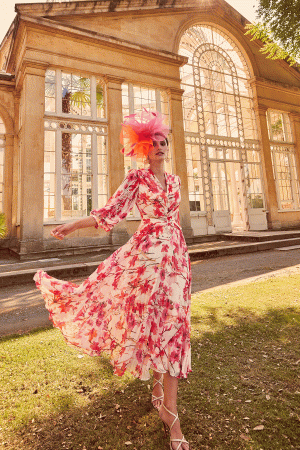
245 0 300 65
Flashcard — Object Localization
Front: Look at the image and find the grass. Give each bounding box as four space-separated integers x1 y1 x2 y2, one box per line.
0 273 300 449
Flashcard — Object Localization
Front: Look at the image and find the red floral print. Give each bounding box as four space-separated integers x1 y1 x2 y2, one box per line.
34 168 191 380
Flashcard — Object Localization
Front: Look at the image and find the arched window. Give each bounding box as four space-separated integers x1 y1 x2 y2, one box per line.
179 25 265 231
0 117 5 212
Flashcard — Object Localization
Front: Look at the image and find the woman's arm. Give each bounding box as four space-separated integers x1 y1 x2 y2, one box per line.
52 169 139 240
51 216 97 240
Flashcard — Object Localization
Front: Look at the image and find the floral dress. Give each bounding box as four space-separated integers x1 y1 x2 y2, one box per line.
34 168 191 380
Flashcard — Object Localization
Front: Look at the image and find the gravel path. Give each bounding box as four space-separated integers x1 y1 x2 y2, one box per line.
1 248 300 336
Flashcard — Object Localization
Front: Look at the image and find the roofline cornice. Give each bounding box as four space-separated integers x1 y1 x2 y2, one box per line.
15 0 215 17
9 13 188 70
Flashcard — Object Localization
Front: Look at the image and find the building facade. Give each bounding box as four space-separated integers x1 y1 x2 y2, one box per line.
1 0 300 258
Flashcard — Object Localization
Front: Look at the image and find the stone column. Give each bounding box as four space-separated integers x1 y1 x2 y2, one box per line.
290 113 300 181
105 75 129 245
168 87 193 239
10 92 20 245
254 104 278 228
19 63 47 255
3 132 14 236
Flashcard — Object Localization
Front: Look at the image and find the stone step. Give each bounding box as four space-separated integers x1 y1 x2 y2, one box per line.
1 236 300 288
220 230 300 242
188 236 300 260
8 244 114 261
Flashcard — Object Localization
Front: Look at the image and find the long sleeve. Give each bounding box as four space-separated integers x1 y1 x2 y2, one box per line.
90 169 139 232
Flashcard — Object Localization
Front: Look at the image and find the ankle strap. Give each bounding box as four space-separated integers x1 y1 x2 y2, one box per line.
153 374 164 389
162 404 179 430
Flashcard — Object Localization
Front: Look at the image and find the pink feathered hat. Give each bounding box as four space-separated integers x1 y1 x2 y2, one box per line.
120 109 170 160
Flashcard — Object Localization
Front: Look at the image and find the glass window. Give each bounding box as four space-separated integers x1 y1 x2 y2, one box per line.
245 144 264 208
179 25 264 216
0 118 5 213
121 83 171 175
121 83 171 218
61 133 92 218
271 144 300 210
267 110 299 210
44 121 108 221
45 70 56 113
186 143 205 211
267 110 293 143
44 69 107 221
45 69 105 119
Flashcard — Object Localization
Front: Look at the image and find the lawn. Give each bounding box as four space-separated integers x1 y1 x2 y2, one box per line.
0 273 299 450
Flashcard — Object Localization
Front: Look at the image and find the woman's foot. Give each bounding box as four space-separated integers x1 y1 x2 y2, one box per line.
159 404 189 450
152 373 164 410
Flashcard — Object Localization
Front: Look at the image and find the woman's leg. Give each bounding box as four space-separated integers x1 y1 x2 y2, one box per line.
152 370 164 410
159 372 189 450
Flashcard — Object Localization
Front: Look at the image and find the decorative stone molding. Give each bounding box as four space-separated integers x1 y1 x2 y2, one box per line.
16 58 49 89
249 76 300 94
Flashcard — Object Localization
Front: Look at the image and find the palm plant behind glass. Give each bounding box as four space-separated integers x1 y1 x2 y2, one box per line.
0 213 7 238
61 75 104 215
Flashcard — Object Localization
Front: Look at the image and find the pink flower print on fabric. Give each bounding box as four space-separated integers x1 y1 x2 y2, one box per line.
34 168 191 381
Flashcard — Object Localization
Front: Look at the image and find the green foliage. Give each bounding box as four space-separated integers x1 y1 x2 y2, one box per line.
245 23 298 66
70 77 104 110
245 0 300 65
0 212 7 238
271 118 283 137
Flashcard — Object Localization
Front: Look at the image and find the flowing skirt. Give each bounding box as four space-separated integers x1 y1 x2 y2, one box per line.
34 222 192 380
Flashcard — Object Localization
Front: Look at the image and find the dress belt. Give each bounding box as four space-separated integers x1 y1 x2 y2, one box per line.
141 217 182 232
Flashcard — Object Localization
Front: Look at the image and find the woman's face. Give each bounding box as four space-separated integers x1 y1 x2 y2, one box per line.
147 139 169 162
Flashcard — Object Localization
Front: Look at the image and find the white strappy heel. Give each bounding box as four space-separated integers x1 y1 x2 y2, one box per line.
160 404 189 450
151 373 164 410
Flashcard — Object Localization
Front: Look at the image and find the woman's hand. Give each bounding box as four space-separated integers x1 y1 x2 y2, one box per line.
51 222 76 240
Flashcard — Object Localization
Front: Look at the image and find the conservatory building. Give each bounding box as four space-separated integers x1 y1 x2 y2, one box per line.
1 0 300 258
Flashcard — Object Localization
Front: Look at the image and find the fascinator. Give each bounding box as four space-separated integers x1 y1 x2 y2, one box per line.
120 109 170 160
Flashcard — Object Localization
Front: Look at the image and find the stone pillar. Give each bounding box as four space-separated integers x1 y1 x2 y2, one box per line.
254 104 278 228
290 113 300 181
168 87 193 239
105 75 129 245
19 64 47 255
3 133 14 236
11 92 20 245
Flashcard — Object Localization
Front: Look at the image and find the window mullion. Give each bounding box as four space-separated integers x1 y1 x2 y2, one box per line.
289 151 298 208
92 132 98 208
128 84 134 114
55 128 62 221
155 89 161 112
282 112 288 142
272 150 282 210
128 84 137 171
56 70 62 116
91 76 97 120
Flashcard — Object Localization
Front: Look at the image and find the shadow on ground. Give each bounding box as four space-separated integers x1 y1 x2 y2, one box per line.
1 306 299 450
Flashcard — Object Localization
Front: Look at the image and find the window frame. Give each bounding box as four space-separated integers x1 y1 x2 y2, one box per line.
44 69 108 223
267 110 300 211
121 82 172 220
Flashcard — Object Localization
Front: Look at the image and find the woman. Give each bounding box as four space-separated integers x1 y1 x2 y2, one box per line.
34 110 191 450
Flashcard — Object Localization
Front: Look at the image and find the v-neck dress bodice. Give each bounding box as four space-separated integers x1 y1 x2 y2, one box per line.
34 168 192 380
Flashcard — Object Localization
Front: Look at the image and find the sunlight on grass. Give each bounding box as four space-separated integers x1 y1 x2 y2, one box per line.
0 273 299 449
